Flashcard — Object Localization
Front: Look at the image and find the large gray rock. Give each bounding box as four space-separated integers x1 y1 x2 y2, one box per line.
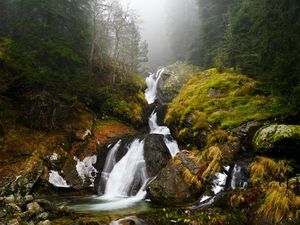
253 124 300 156
158 62 195 102
146 151 205 205
144 134 172 177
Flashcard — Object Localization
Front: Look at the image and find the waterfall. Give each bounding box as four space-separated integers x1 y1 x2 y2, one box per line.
98 140 122 194
103 139 147 199
230 164 248 190
148 110 179 157
145 68 164 104
92 68 180 211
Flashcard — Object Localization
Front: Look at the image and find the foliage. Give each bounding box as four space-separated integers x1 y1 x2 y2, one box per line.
250 157 293 185
248 157 299 224
165 68 291 147
0 0 148 129
90 73 146 126
256 182 298 224
188 0 300 109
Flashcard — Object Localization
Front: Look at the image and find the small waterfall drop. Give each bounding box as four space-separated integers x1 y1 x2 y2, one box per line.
103 139 147 199
98 140 122 194
148 110 179 157
145 68 164 104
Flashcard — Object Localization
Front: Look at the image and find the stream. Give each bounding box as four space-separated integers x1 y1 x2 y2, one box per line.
56 68 249 223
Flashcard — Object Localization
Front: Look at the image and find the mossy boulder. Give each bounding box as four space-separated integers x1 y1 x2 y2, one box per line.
165 68 291 149
146 151 205 205
158 62 195 102
253 124 300 156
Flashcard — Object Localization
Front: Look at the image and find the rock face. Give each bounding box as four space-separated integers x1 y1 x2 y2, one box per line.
144 134 172 177
158 62 195 102
253 124 300 156
146 151 205 205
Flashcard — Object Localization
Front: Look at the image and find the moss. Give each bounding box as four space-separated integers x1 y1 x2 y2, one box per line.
165 68 292 146
91 73 147 126
253 124 300 151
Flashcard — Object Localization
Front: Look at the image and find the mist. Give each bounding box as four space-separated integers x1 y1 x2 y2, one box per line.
120 0 199 71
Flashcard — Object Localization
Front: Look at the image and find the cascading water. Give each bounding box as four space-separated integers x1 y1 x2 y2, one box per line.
61 68 181 213
90 67 180 211
145 68 164 104
98 140 122 195
148 110 179 157
103 139 147 199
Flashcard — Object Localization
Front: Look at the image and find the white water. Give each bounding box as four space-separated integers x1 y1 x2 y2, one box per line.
145 68 164 104
231 164 248 190
49 170 70 188
148 110 179 157
102 139 147 199
74 155 98 186
99 140 122 190
78 68 180 211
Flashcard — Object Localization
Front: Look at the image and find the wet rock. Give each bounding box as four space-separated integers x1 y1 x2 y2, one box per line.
158 62 194 102
19 210 35 222
6 203 22 213
147 151 205 205
37 212 49 221
253 124 300 158
7 218 20 225
26 202 44 214
3 159 44 196
0 209 7 218
35 199 55 212
23 195 34 204
144 134 172 177
232 121 264 151
57 205 72 216
37 220 52 225
5 195 15 204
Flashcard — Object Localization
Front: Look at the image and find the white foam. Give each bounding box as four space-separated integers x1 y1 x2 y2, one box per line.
212 172 228 194
74 155 98 186
49 170 70 188
50 152 59 161
103 139 147 198
145 68 164 104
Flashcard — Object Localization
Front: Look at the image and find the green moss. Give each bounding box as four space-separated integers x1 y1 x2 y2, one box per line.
166 68 292 145
253 124 300 151
92 74 147 126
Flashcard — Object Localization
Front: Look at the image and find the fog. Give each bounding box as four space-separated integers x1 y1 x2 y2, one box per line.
120 0 199 71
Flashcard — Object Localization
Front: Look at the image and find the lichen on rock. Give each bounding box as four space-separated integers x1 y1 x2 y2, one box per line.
253 124 300 154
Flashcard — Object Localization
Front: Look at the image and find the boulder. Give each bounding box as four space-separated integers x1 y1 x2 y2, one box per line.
37 220 52 225
253 124 300 157
23 195 34 204
146 151 205 205
19 210 35 222
35 199 55 212
7 219 20 225
4 195 15 204
37 212 49 221
6 203 22 213
26 202 44 214
158 62 195 102
144 134 172 177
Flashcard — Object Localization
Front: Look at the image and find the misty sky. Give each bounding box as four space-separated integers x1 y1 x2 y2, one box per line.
120 0 172 71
